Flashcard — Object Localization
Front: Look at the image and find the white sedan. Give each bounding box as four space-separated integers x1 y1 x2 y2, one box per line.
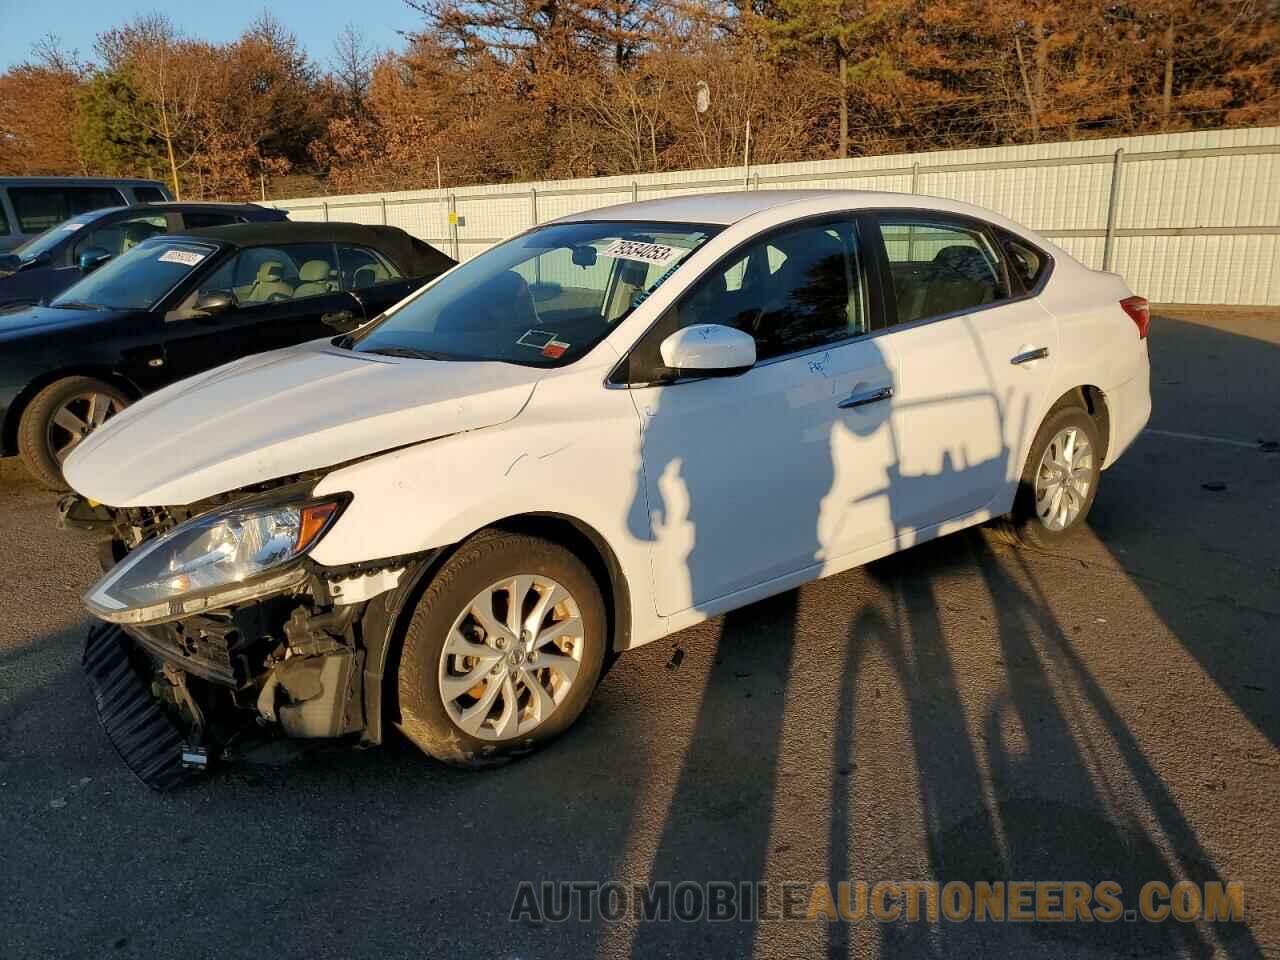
64 190 1151 784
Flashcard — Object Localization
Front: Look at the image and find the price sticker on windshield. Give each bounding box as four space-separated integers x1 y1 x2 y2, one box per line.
157 249 206 267
601 240 683 267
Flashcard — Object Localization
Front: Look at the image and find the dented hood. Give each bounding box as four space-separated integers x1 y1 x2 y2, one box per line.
64 340 541 506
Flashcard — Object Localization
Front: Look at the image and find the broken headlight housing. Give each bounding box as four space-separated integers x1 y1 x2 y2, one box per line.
83 493 347 625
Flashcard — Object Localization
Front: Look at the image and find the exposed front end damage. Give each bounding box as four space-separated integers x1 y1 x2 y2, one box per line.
68 482 437 790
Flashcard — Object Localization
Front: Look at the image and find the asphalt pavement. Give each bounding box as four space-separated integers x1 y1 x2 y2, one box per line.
1 310 1276 959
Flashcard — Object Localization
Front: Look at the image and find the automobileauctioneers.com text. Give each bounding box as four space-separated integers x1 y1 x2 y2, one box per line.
510 880 1244 925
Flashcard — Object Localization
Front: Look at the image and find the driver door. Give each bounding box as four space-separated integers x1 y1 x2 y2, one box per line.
161 243 365 382
622 217 900 617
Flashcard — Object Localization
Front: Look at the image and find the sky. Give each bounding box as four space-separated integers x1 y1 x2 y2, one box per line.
0 0 417 71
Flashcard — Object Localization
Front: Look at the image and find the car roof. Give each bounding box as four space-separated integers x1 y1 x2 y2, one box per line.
550 189 1000 227
171 220 456 276
0 176 166 187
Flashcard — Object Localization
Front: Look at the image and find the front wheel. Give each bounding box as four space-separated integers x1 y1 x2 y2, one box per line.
396 531 607 767
17 376 130 490
992 406 1102 548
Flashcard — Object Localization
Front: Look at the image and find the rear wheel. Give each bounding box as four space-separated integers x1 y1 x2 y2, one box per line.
396 531 607 767
992 405 1101 549
17 376 129 490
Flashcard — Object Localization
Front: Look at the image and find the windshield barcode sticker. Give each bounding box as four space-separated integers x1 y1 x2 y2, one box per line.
601 240 683 266
158 249 205 267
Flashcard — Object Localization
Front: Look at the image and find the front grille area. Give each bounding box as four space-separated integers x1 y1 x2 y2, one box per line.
126 615 247 687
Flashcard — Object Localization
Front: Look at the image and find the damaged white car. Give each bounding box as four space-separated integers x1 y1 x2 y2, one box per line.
63 191 1151 787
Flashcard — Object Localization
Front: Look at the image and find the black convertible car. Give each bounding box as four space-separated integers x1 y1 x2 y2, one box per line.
0 221 454 488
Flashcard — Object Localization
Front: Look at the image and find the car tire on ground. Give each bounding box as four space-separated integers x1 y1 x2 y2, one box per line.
992 405 1102 549
396 530 607 768
17 376 130 490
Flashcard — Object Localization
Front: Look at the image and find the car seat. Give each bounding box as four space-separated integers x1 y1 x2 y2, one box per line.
245 261 294 302
293 260 337 298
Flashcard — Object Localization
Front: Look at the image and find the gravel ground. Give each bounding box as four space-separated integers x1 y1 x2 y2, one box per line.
1 311 1277 959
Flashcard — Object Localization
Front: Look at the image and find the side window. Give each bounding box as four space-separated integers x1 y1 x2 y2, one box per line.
73 215 168 260
283 243 340 300
10 188 70 233
339 244 403 290
181 212 238 229
0 199 9 236
68 187 127 215
876 217 1009 325
10 187 125 233
133 186 168 203
1001 233 1048 291
623 220 866 381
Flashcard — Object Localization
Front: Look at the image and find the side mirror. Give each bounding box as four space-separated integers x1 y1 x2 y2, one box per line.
194 290 236 318
0 253 21 275
659 324 756 377
78 248 111 274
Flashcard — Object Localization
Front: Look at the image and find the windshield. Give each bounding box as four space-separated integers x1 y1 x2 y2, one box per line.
51 239 218 311
351 221 720 366
12 212 105 262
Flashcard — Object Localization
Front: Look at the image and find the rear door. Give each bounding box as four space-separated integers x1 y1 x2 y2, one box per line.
868 211 1059 534
161 242 364 380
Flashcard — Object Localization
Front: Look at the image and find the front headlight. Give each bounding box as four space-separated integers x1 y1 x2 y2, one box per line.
83 495 346 625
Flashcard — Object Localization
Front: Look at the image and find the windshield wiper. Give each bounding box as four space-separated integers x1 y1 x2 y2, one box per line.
362 346 455 361
50 301 104 311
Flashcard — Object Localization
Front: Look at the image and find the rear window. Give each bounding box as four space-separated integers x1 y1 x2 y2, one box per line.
10 186 125 233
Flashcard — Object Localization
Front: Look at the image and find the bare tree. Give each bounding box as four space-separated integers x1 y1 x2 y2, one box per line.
97 15 208 198
332 22 375 114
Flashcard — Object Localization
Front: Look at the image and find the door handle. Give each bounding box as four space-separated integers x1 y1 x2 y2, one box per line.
1011 347 1049 365
838 385 894 409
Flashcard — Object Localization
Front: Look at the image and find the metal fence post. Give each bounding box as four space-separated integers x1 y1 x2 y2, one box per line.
632 181 639 203
448 194 459 261
911 161 920 194
322 201 329 222
380 196 387 225
1102 148 1126 272
530 187 538 226
753 172 760 191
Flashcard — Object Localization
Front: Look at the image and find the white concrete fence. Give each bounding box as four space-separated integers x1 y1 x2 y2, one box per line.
272 126 1280 306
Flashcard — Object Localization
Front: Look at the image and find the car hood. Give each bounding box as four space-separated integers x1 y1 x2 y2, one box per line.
64 340 543 507
0 304 119 338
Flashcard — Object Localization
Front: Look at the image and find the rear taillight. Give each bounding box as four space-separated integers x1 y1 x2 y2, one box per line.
1120 296 1150 339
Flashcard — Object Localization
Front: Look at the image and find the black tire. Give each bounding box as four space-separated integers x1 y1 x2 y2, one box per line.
991 405 1102 549
17 376 130 490
396 530 607 767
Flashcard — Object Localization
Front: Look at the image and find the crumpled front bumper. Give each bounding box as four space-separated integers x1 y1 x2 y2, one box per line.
82 623 194 791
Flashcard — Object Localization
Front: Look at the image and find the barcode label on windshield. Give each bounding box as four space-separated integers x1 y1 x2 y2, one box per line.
158 249 205 267
601 240 682 266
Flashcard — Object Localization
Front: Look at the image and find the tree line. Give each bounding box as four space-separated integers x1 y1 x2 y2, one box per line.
0 1 1275 200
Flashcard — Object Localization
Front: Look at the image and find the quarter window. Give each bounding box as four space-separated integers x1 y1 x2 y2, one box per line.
876 218 1009 325
338 244 403 289
1001 234 1048 291
625 219 867 381
133 186 168 203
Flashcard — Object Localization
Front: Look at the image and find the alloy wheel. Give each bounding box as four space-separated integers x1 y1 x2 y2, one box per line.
47 392 123 463
1035 426 1093 531
438 575 585 741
